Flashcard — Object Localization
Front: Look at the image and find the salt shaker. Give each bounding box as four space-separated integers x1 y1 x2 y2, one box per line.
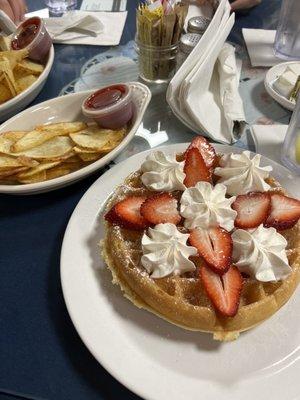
187 16 211 34
281 94 300 174
176 33 202 69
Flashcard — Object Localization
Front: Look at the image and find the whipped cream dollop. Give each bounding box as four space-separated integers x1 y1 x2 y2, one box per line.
232 224 291 282
180 182 237 231
214 151 273 196
141 223 197 278
141 151 186 192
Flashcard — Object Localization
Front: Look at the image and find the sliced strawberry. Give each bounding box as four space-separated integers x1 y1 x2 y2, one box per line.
185 136 217 170
265 193 300 230
232 192 271 229
104 196 148 230
140 193 181 225
189 227 232 274
200 264 243 317
183 147 211 187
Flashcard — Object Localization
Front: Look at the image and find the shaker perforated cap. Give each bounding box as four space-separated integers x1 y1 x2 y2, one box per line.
179 33 202 54
187 16 211 34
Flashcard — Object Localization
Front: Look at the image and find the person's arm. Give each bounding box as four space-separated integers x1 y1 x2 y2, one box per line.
0 0 27 23
230 0 261 11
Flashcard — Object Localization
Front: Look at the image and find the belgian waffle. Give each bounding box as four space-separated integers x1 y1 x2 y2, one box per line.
101 170 300 341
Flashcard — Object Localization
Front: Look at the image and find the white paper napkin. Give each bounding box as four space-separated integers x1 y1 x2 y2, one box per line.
184 14 246 144
251 124 287 163
242 28 281 67
217 43 246 138
44 10 127 46
167 0 230 132
45 12 104 41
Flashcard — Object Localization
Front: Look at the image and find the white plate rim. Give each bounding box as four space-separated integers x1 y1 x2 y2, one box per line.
0 45 55 114
264 61 300 111
0 81 151 194
60 143 300 400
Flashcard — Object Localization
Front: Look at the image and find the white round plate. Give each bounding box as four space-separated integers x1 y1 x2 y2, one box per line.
0 45 55 122
61 143 300 400
264 61 300 111
0 81 151 195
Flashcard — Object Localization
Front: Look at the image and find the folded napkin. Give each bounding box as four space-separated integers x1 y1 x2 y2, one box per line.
242 28 280 67
251 124 287 163
44 10 127 46
45 12 103 41
184 15 246 144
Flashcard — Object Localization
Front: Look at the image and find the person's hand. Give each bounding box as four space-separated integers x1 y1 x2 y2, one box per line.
230 0 261 11
0 0 27 24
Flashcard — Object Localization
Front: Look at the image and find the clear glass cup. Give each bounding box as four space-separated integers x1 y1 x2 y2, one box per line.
44 0 77 17
281 95 300 174
274 0 300 60
135 39 179 84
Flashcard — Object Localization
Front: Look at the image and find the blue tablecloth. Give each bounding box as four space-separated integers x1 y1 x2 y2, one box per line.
0 1 283 399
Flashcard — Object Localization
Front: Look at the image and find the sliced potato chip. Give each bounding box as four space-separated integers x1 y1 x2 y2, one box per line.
11 129 69 152
70 126 126 151
16 74 37 94
17 156 39 167
2 131 28 141
14 136 73 160
0 58 17 95
0 49 28 69
78 152 101 162
0 154 28 169
17 161 61 179
36 121 87 134
15 59 44 75
0 135 13 154
62 155 82 164
0 178 19 185
0 82 13 103
0 166 28 178
0 36 11 52
46 165 72 180
18 171 46 184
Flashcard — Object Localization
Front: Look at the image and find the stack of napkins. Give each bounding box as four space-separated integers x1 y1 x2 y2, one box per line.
167 0 245 144
44 10 127 46
242 29 279 67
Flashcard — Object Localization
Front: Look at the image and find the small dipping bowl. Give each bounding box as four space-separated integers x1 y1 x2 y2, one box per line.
82 84 133 130
11 17 52 62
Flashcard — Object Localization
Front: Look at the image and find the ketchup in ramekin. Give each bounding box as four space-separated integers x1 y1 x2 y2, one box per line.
11 17 52 62
82 84 133 129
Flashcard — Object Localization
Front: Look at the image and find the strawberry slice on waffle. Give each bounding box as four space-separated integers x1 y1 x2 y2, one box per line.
140 193 181 225
200 264 243 317
184 147 211 187
189 226 232 275
105 196 148 230
265 193 300 230
185 136 217 170
232 192 271 229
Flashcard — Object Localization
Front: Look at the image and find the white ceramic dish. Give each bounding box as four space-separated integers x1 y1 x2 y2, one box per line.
61 143 300 400
264 61 300 111
0 45 55 122
0 81 151 195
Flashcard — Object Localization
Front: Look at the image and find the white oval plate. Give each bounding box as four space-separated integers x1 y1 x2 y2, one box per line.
264 61 300 111
61 143 300 400
0 45 55 122
0 82 151 195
